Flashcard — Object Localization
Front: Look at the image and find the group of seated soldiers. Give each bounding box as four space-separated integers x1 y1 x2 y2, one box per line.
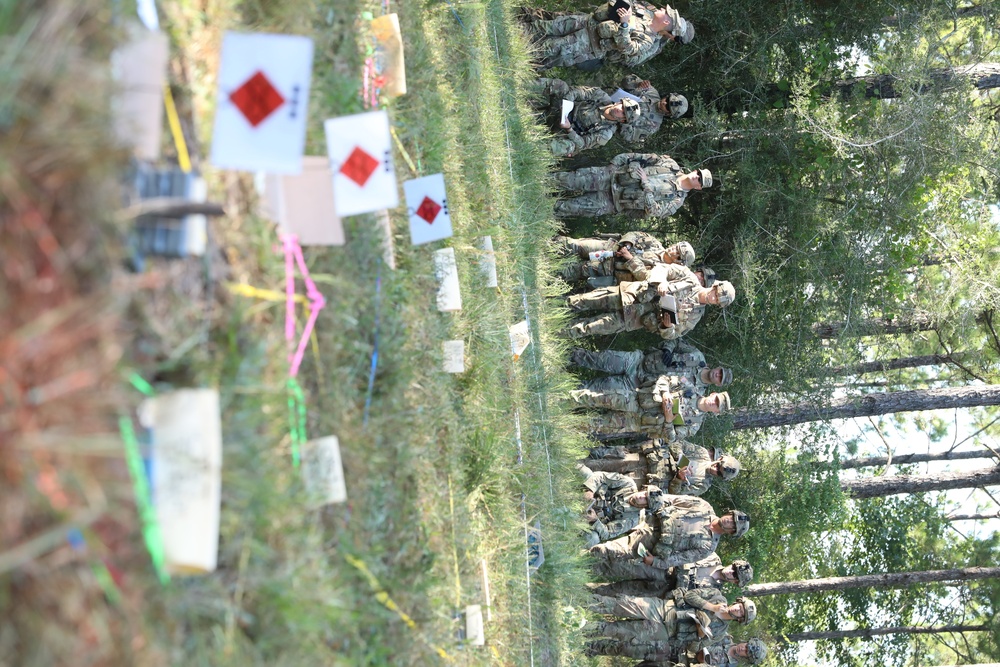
556 232 762 665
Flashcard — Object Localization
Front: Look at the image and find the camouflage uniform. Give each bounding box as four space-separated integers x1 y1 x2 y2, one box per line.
557 232 695 288
530 79 636 156
525 2 671 70
565 265 702 340
553 153 689 219
591 586 732 651
586 639 723 664
571 338 708 386
582 467 645 548
588 551 723 597
583 376 707 441
616 74 665 145
590 494 720 570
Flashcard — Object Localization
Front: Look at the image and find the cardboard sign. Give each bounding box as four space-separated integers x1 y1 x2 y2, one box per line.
263 156 345 246
404 174 453 246
143 388 222 575
301 436 347 507
509 320 531 359
443 340 465 373
111 25 168 161
434 247 462 312
480 236 498 288
325 110 399 216
370 14 407 97
210 32 314 174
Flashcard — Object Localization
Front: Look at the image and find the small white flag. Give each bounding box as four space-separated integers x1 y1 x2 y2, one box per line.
325 110 399 217
442 340 465 373
404 173 453 245
434 247 462 312
210 32 313 174
510 320 531 359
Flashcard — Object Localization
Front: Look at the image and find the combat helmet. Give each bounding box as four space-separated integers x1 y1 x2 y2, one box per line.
731 559 754 586
645 484 666 512
621 98 641 122
719 455 741 480
729 509 750 537
715 280 735 307
665 93 688 118
745 638 767 664
736 596 757 624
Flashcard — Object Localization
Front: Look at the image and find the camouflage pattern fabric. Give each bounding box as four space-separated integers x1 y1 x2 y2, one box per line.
615 74 665 145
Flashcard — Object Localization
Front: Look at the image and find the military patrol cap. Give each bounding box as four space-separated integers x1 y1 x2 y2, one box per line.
665 241 695 266
697 168 713 188
730 509 750 537
700 265 716 287
745 638 767 664
720 454 741 480
715 391 732 413
666 93 688 118
678 17 695 44
718 366 733 386
736 596 757 624
715 280 735 307
621 98 641 122
732 558 753 586
645 484 666 511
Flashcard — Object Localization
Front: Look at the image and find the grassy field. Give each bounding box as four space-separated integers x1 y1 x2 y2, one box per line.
0 0 612 664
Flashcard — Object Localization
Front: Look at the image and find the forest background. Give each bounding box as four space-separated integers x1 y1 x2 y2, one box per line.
545 0 1000 664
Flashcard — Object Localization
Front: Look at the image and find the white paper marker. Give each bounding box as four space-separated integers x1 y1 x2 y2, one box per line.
210 32 314 174
434 247 462 312
404 173 453 245
325 110 399 216
509 320 531 359
111 25 168 161
301 436 347 507
443 340 465 373
481 236 498 288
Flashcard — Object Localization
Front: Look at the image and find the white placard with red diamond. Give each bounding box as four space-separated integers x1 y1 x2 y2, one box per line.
209 32 314 174
325 111 399 217
403 173 453 245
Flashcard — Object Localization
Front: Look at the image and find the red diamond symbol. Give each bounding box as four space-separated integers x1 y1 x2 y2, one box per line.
229 71 285 127
415 196 442 224
340 147 380 187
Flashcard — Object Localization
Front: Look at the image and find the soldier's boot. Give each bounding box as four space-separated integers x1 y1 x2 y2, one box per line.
565 312 629 339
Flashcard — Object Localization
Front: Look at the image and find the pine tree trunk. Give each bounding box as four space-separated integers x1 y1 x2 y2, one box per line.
842 466 1000 498
816 353 959 377
730 385 1000 430
783 624 988 642
811 313 937 339
838 448 997 470
742 566 1000 597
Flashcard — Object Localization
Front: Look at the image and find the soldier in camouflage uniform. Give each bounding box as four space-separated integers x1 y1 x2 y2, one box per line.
529 78 642 157
714 637 768 666
580 466 651 548
556 232 695 288
587 638 727 663
570 338 729 390
577 374 731 440
614 74 689 145
552 153 711 219
584 439 742 497
590 492 749 573
589 587 757 652
588 550 753 598
520 2 694 71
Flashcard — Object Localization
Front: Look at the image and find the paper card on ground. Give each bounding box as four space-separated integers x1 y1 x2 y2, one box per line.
560 99 574 126
370 14 407 97
301 435 347 507
443 340 465 373
609 88 642 105
325 110 399 216
434 247 462 312
404 174 452 245
210 32 314 174
375 210 396 269
146 388 222 575
509 320 531 359
111 25 168 161
263 156 344 245
465 605 485 646
480 236 498 288
527 520 545 572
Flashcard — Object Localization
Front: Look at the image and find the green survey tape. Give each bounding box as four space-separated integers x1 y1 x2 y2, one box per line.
119 415 170 584
128 372 155 396
287 377 307 467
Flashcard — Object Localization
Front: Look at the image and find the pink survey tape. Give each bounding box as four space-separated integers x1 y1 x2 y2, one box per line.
282 234 327 377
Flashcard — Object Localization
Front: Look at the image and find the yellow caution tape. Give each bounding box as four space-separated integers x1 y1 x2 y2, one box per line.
390 126 419 175
163 84 192 173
